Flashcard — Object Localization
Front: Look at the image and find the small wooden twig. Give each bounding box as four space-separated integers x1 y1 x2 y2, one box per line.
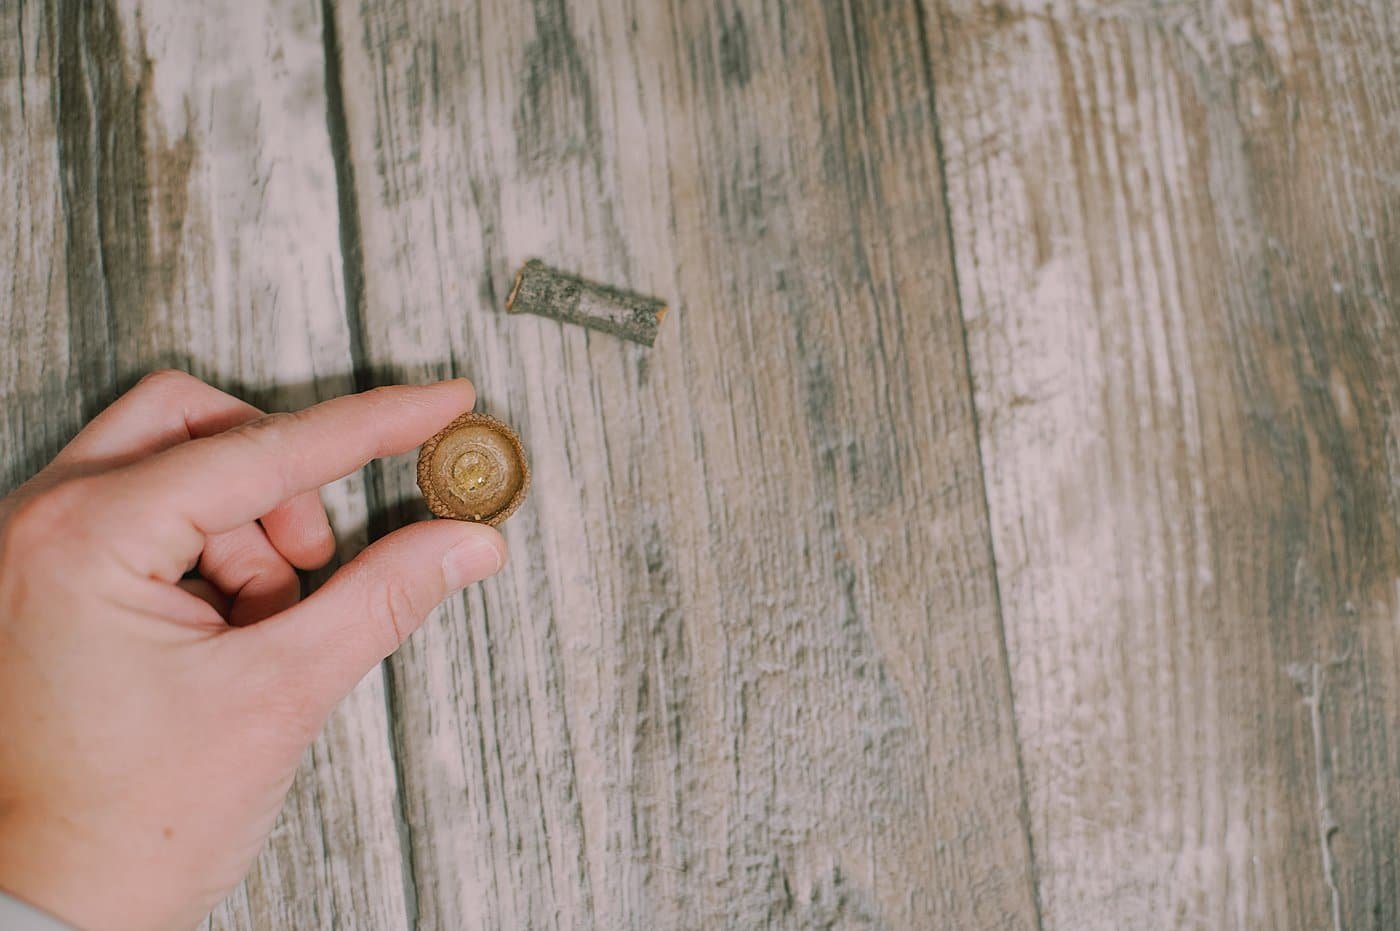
506 259 669 347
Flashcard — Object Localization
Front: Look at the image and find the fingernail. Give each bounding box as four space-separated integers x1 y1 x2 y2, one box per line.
442 377 476 408
442 531 505 589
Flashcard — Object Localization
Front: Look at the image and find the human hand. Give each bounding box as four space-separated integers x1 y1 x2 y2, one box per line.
0 371 507 931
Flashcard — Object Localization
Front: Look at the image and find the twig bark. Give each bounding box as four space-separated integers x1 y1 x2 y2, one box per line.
506 259 668 347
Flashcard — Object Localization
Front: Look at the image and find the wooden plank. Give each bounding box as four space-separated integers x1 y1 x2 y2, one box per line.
332 0 1041 927
0 3 410 928
1 0 81 484
922 0 1400 926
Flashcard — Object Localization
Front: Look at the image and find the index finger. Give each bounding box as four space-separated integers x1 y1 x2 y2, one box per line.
89 379 476 578
49 369 335 569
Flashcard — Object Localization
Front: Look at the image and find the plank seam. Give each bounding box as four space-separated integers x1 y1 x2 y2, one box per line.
319 2 421 928
319 0 370 392
909 2 1046 927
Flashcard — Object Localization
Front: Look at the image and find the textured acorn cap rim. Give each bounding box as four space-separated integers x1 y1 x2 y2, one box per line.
417 412 530 526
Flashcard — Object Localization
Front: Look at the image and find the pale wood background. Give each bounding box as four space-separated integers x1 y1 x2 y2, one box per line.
2 0 1397 928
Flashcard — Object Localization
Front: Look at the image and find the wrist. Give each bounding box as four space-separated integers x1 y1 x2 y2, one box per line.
0 805 141 931
0 807 87 929
0 885 77 930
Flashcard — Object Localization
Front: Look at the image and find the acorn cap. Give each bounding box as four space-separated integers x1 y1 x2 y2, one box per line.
417 412 530 526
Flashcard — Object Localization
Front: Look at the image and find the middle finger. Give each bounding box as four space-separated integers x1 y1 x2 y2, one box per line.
199 523 302 627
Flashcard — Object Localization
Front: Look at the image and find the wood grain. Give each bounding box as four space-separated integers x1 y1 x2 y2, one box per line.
5 0 1399 927
1 0 82 485
921 0 1400 926
1 4 409 930
331 0 1039 927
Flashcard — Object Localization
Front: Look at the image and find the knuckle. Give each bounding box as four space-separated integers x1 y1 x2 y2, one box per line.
370 574 421 659
233 409 301 440
244 552 300 596
267 556 300 590
256 564 301 605
1 480 92 550
134 368 195 394
226 410 306 489
207 530 300 599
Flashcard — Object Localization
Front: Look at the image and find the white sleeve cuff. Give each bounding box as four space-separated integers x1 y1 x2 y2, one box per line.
0 891 75 931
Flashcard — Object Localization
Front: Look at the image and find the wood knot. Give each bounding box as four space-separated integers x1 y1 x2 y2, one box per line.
417 412 530 526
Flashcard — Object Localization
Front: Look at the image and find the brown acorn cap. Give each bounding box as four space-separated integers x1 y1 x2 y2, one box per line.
417 412 530 526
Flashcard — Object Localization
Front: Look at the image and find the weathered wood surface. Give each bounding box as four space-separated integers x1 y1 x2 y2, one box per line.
330 0 1037 927
922 0 1400 927
1 3 408 930
2 0 1399 928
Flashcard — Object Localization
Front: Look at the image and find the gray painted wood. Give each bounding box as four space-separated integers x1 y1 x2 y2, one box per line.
921 0 1400 927
1 3 408 930
3 0 1399 928
329 0 1038 927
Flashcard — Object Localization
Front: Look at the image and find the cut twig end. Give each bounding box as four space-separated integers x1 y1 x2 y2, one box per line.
505 259 542 313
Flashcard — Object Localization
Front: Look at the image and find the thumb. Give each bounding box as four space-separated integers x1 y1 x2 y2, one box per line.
245 519 506 711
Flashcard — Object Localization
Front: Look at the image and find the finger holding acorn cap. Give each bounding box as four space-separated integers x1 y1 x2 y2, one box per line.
417 412 529 526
